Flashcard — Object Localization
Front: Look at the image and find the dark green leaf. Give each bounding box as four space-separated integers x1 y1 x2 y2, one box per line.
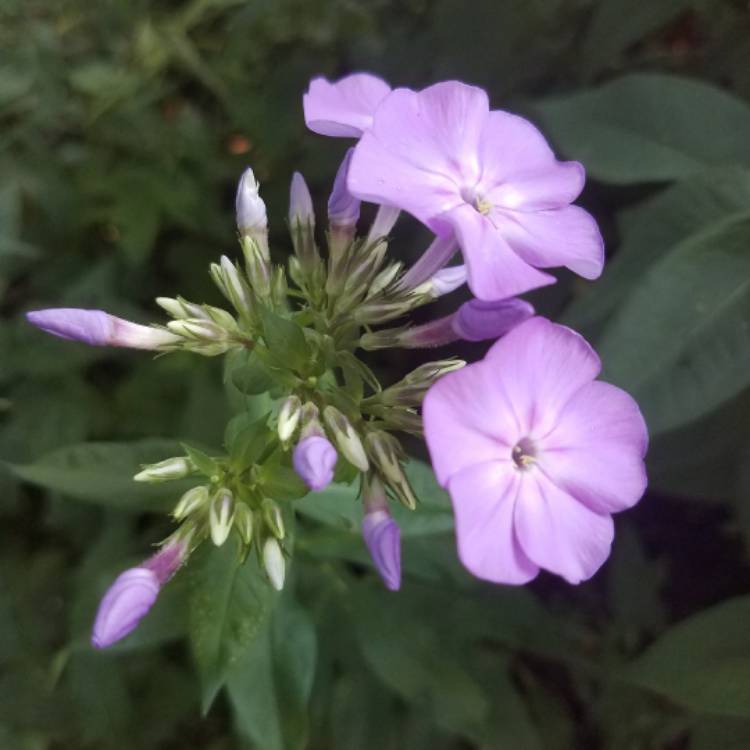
231 352 277 395
260 307 311 373
534 74 750 183
181 443 220 477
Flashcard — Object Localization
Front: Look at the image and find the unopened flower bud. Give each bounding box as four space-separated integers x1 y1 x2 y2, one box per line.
365 432 416 509
236 168 268 239
262 500 285 540
323 406 369 472
134 457 192 483
362 475 401 591
368 262 402 298
289 172 319 272
167 318 227 342
218 255 254 317
278 395 302 442
328 148 360 230
26 309 180 350
379 359 466 406
91 540 187 649
263 538 285 591
172 485 209 520
451 297 535 342
293 435 337 491
205 305 239 331
209 488 235 547
298 402 324 439
235 504 254 546
156 297 212 321
241 236 272 299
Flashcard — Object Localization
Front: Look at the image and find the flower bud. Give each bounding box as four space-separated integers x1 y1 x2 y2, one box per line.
241 236 272 299
209 488 235 547
289 172 319 272
156 297 212 321
167 318 229 343
323 406 369 472
328 148 360 231
235 504 254 546
91 540 187 649
277 395 302 442
298 402 324 439
362 475 401 591
26 308 180 350
293 435 337 491
172 485 209 520
263 538 285 591
262 499 285 540
451 297 535 342
367 262 402 299
365 432 416 509
236 168 268 240
134 457 192 483
379 359 466 406
218 255 254 317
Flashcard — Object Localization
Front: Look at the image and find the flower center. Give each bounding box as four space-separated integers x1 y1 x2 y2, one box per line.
460 185 492 216
512 437 537 470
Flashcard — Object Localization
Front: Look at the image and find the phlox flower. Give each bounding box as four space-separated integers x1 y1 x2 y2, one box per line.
347 82 604 301
423 317 647 585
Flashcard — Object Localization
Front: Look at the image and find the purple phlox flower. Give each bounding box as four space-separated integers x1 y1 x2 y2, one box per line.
293 435 338 492
362 476 401 591
91 541 186 649
423 316 648 585
26 308 180 349
304 73 391 138
347 81 604 302
328 148 361 229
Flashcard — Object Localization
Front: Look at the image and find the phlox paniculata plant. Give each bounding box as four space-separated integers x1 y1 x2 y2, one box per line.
27 73 647 650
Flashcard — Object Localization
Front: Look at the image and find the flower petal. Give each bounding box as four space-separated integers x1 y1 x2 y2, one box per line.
445 204 555 301
500 205 605 280
483 317 601 436
452 297 534 342
540 381 648 514
303 73 391 137
514 471 614 584
447 461 539 584
486 161 585 212
423 359 519 486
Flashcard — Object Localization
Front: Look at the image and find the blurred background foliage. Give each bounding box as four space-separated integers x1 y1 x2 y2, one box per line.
2 0 750 747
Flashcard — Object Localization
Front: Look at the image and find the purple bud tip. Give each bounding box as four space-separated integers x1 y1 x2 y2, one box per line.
289 171 314 224
26 308 113 346
328 148 360 227
362 510 401 591
452 297 535 342
91 568 160 649
293 435 337 491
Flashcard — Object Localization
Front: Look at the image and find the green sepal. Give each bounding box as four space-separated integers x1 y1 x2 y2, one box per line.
180 443 221 478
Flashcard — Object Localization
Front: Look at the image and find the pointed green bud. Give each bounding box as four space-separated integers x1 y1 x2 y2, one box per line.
289 172 319 272
209 488 235 547
156 297 188 319
167 318 228 342
323 405 369 472
172 485 209 520
235 504 254 546
263 537 285 591
365 432 417 510
270 266 288 308
380 359 466 406
219 255 254 318
241 236 272 299
262 500 285 540
134 457 192 483
204 305 238 331
368 262 403 298
278 395 302 442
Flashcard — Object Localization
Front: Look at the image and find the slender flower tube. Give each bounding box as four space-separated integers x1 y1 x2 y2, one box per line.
26 309 180 350
293 435 338 491
399 236 458 291
362 475 401 591
428 265 467 297
91 540 187 649
365 205 400 246
328 148 360 230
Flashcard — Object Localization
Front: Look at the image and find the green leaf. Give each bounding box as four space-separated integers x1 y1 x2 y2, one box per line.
181 443 219 477
597 212 750 434
534 74 750 184
6 440 192 510
227 594 317 750
624 595 750 718
226 411 272 473
187 537 278 713
260 307 311 373
231 352 277 396
564 167 750 334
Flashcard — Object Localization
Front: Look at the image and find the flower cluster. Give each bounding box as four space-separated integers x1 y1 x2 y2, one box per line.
27 72 647 649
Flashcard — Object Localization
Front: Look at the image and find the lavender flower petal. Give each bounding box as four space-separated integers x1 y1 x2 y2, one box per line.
293 435 338 491
362 510 401 591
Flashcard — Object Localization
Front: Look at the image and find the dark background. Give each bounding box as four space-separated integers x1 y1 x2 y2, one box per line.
2 1 750 748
